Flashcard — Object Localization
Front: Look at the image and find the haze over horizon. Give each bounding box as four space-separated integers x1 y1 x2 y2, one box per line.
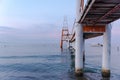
0 0 120 44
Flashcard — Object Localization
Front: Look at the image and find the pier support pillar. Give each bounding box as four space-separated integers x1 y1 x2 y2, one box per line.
102 24 111 78
75 23 84 76
83 39 85 68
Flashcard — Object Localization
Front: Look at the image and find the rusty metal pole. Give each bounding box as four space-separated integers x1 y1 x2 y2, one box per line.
60 29 64 49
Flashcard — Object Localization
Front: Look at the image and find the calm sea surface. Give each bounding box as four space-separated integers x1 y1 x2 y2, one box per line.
0 43 120 80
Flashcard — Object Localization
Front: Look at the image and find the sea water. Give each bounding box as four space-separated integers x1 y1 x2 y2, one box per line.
0 42 120 80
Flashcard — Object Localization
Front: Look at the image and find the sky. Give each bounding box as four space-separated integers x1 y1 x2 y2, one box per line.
0 0 120 44
0 0 75 43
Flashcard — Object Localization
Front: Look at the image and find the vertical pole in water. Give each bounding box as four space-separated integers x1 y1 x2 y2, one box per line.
83 38 85 68
67 40 70 49
75 23 83 76
75 0 84 76
102 24 111 78
60 30 64 49
60 40 63 49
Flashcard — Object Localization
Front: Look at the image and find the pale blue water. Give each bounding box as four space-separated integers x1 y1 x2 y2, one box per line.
0 43 120 80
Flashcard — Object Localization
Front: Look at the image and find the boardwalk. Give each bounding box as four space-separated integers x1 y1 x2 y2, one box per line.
60 0 120 78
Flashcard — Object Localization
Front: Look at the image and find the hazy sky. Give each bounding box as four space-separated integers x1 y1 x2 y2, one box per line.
0 0 120 44
0 0 75 43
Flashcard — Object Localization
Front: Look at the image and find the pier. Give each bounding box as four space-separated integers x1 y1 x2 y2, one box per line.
60 0 120 78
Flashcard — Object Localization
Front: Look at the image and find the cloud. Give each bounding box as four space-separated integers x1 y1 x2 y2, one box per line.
0 23 60 43
0 26 18 34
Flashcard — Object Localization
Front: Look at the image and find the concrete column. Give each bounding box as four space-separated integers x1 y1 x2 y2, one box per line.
68 40 70 49
75 23 84 76
72 41 75 50
76 0 81 22
102 24 111 78
83 39 85 68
